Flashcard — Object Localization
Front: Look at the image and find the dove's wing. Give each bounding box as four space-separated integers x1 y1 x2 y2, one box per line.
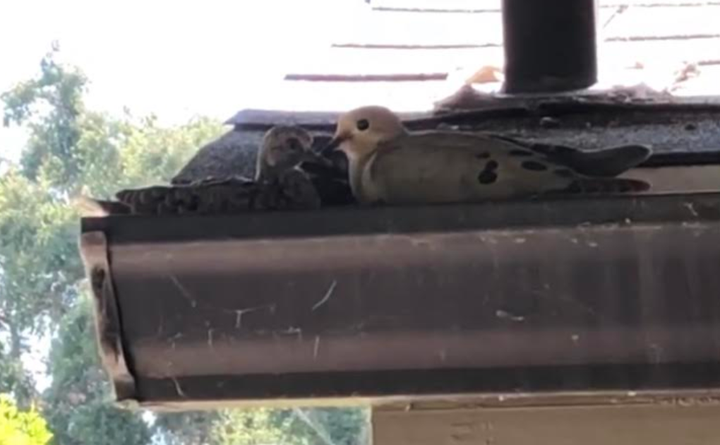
488 135 651 177
278 169 322 210
300 150 354 206
365 132 580 204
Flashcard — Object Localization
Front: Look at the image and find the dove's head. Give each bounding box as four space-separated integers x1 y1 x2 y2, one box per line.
257 125 328 180
323 106 407 159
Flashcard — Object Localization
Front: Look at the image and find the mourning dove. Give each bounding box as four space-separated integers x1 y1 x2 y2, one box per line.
254 125 325 183
251 125 327 210
323 106 652 205
78 126 327 216
300 135 355 206
172 128 354 207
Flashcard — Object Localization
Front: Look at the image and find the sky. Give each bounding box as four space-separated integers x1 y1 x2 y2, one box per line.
3 0 718 163
0 0 364 162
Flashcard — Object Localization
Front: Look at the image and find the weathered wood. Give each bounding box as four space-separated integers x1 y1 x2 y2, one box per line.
373 402 720 445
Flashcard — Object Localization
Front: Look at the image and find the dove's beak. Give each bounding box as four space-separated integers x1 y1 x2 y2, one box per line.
321 134 348 155
301 149 334 167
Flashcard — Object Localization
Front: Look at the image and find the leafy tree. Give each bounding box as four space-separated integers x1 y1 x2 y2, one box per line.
0 343 35 411
0 394 53 445
1 49 368 445
208 407 370 445
153 411 222 445
270 408 370 445
2 50 223 444
112 114 222 192
0 169 81 324
42 299 152 445
211 408 295 445
1 51 92 406
1 48 87 192
0 168 79 408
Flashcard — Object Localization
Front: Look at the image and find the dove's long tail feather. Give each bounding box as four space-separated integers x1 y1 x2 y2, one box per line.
563 178 651 194
491 134 652 178
529 143 652 177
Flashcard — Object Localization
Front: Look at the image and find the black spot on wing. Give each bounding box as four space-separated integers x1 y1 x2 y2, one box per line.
477 160 499 185
509 149 534 157
287 137 302 151
521 161 548 171
478 171 498 185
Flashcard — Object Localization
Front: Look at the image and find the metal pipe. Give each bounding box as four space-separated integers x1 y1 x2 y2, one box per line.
502 0 598 94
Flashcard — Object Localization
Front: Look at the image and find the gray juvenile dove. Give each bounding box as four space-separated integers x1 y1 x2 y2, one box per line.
323 106 652 205
77 126 326 216
251 125 326 210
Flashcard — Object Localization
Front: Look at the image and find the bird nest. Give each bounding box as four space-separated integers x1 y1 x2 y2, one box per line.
80 126 354 216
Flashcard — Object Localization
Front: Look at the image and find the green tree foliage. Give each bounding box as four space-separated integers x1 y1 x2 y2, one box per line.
0 168 79 408
158 407 370 445
42 300 152 445
2 51 224 444
1 48 87 191
0 343 35 411
0 170 81 330
211 409 291 445
112 114 222 192
152 410 223 445
270 408 370 445
0 394 52 445
1 50 368 445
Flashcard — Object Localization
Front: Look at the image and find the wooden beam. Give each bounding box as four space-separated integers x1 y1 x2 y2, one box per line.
373 400 720 445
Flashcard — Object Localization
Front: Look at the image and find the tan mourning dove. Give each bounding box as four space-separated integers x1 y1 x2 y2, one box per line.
323 106 651 205
77 126 326 216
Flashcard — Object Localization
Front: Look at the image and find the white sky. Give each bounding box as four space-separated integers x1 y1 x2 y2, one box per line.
3 0 718 164
0 0 364 161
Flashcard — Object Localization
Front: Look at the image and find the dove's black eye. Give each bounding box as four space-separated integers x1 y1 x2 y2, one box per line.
287 137 302 151
356 119 370 131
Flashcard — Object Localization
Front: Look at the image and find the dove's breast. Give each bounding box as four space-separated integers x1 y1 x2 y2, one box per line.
360 133 578 204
